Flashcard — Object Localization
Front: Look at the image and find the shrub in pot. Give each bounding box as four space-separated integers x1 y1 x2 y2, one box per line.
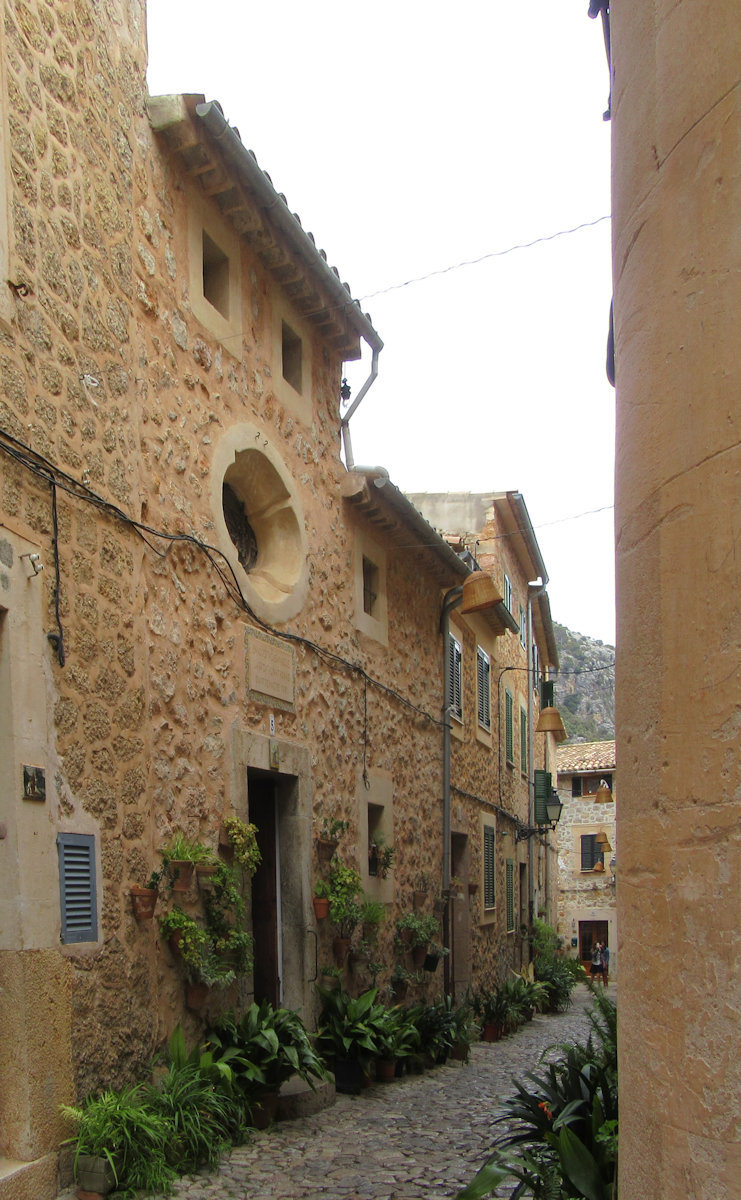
60 1084 175 1196
315 984 384 1093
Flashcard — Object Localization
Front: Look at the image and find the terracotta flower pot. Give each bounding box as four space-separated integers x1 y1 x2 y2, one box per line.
413 890 428 911
411 944 428 969
196 863 219 890
170 861 194 892
168 930 184 956
312 895 330 919
376 1058 397 1082
130 884 157 920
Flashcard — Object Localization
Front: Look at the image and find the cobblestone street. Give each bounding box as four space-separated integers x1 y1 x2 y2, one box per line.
108 985 609 1200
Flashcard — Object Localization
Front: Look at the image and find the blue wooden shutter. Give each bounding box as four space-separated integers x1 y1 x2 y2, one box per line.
534 770 552 826
57 833 98 943
483 825 495 908
506 859 515 931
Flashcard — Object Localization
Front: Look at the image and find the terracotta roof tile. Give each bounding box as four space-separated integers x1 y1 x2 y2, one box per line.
556 739 616 774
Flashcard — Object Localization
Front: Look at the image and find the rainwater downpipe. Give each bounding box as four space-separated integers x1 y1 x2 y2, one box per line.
440 585 464 995
527 580 545 936
340 342 388 484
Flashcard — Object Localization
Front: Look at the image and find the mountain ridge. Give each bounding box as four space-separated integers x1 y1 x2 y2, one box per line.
553 622 615 743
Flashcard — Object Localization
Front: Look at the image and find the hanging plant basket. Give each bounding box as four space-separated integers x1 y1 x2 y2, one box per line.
196 862 219 891
170 861 195 893
168 929 184 956
423 952 442 972
130 884 158 920
312 895 330 920
411 944 428 969
316 837 338 864
413 890 428 911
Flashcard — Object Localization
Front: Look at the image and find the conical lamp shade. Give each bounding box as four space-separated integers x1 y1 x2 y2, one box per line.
595 785 612 803
535 706 568 743
460 571 503 614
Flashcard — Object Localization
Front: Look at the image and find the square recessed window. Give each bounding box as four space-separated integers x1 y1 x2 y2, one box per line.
282 321 303 394
202 230 230 319
362 556 379 617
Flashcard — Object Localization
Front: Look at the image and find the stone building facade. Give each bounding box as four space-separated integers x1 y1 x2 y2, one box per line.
608 1 740 1195
554 740 616 977
408 492 563 986
0 5 564 1198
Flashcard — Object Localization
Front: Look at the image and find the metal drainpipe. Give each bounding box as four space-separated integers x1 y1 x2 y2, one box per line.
340 344 388 483
527 582 545 936
440 585 463 995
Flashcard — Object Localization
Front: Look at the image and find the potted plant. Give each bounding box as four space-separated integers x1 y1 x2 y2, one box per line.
395 912 440 966
323 857 364 963
160 833 214 893
60 1084 175 1197
472 986 509 1041
220 816 262 874
312 878 331 920
315 816 350 862
130 868 165 920
413 871 432 911
373 1007 420 1081
390 964 418 1002
423 940 449 972
315 984 384 1093
208 1000 328 1128
368 831 395 878
450 999 478 1061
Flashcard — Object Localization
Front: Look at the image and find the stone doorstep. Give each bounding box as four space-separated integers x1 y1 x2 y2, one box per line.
277 1074 336 1121
0 1153 59 1200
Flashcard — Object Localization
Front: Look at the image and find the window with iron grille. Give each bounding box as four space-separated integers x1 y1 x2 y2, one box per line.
505 689 514 764
520 706 528 774
57 833 97 943
506 859 515 931
483 824 496 908
581 834 605 871
362 556 379 616
447 634 463 721
477 647 491 730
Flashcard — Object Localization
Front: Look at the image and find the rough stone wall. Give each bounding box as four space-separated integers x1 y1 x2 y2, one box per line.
0 0 459 1123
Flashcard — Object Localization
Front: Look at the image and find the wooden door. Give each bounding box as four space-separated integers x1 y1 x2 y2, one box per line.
249 777 280 1006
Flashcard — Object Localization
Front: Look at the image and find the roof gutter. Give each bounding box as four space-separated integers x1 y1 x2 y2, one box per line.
194 100 385 478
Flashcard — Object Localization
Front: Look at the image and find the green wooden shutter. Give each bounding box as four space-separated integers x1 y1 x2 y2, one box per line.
520 707 528 773
483 825 495 908
477 648 490 729
534 770 552 826
58 833 97 943
540 679 555 709
506 859 515 931
505 690 514 763
448 634 462 719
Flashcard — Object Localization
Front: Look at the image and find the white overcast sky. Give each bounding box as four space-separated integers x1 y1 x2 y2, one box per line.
146 1 616 647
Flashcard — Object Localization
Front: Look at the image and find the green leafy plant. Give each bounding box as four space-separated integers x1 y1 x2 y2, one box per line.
373 1006 421 1063
221 817 262 873
322 857 365 939
60 1085 176 1197
319 817 350 842
395 911 440 950
368 831 395 878
160 833 215 864
456 993 618 1200
208 1001 328 1102
315 984 384 1068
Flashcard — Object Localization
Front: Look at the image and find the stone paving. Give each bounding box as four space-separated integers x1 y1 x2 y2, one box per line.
59 984 611 1200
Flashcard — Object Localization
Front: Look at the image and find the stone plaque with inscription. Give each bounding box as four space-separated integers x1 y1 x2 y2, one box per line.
246 631 295 706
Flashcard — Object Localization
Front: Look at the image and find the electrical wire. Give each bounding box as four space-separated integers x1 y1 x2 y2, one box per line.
0 427 444 728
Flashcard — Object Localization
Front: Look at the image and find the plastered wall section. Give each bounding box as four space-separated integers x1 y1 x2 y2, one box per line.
612 1 741 1196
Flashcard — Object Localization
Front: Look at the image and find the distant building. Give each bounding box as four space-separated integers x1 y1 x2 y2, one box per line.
555 740 616 976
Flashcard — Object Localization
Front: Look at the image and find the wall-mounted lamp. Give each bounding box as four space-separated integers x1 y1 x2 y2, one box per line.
595 782 613 803
516 792 563 841
20 552 43 577
535 704 568 742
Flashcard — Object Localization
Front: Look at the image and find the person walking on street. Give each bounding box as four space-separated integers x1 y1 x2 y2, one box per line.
601 942 610 988
590 941 603 983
